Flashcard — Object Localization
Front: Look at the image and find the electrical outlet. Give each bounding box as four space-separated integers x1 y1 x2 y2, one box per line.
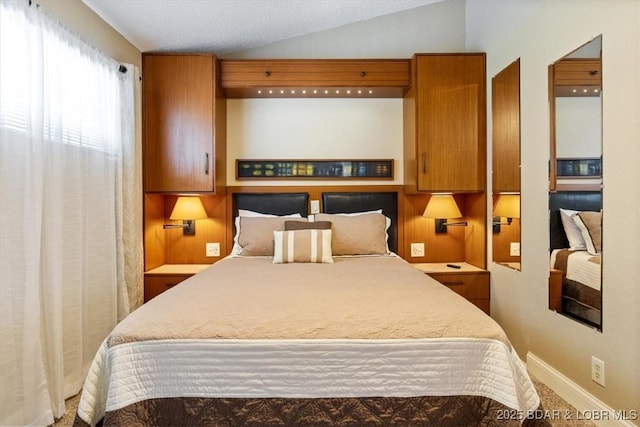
310 200 320 214
510 242 520 256
591 356 605 387
410 243 425 257
206 242 220 257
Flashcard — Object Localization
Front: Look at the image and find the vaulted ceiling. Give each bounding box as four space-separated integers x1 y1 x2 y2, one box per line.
82 0 442 54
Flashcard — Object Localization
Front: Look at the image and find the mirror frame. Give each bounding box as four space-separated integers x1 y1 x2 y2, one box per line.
492 58 521 270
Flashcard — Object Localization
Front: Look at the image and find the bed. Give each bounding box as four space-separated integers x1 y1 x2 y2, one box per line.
549 191 602 327
74 191 545 426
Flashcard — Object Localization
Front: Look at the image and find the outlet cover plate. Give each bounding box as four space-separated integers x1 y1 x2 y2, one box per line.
206 242 220 257
510 242 521 256
591 356 605 387
410 243 425 257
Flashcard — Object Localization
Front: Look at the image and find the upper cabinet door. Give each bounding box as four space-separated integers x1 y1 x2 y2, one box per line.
143 54 225 193
404 54 486 192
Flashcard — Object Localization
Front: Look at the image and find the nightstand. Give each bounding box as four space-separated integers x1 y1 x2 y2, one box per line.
412 263 490 315
549 269 563 312
144 264 211 302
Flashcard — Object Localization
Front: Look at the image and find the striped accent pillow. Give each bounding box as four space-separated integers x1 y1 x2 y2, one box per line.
273 229 333 264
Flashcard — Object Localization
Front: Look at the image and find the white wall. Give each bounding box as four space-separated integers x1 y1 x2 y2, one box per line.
556 97 602 158
467 0 639 414
224 0 466 186
227 98 403 185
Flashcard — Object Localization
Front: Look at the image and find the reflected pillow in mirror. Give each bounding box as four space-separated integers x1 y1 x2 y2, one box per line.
573 211 602 255
559 208 587 250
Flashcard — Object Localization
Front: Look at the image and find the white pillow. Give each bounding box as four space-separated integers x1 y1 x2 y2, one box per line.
559 208 587 250
232 210 302 255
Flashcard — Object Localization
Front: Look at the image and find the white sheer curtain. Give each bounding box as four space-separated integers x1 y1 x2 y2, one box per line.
0 1 140 424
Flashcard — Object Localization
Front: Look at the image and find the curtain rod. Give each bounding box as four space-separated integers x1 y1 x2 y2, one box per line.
25 0 127 75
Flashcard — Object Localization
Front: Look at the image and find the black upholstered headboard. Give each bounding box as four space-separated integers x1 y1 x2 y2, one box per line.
232 192 310 236
232 192 309 218
322 192 398 253
549 191 601 250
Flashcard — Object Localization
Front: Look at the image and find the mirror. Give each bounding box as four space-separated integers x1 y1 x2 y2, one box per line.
548 36 603 330
492 59 521 270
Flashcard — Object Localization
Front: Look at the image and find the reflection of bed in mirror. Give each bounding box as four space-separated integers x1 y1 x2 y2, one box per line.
549 191 602 328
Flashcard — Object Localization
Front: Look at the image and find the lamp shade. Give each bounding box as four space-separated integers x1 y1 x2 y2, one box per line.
423 194 462 219
170 196 208 220
493 194 520 219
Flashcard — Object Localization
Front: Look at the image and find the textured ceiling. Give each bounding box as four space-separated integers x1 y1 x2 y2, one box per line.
82 0 442 54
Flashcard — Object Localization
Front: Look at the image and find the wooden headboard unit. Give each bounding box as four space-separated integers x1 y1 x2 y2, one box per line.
549 191 601 250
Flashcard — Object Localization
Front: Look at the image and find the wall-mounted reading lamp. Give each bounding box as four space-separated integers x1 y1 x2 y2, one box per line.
423 194 468 234
163 196 208 235
492 193 520 233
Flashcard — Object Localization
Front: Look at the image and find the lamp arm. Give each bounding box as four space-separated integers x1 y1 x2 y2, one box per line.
163 223 188 229
442 221 468 226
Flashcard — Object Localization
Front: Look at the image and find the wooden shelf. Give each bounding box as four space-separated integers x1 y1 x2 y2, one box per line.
221 59 410 98
145 263 212 275
411 262 485 273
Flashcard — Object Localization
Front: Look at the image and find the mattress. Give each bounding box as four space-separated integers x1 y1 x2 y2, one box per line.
76 255 540 425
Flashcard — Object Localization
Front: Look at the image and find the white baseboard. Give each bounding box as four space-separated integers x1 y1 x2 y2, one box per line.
527 353 638 427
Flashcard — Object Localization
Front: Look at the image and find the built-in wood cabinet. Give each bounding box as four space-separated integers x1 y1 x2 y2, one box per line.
403 54 486 193
143 54 226 193
144 264 211 302
492 59 521 193
220 59 410 98
412 263 490 315
549 269 563 312
553 58 601 87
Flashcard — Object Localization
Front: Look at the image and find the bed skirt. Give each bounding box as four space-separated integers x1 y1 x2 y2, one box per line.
73 396 550 427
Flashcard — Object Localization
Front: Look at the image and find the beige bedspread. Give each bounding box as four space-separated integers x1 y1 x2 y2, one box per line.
110 256 507 347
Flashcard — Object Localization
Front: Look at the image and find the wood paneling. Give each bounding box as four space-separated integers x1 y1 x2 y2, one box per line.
221 59 410 98
492 218 521 264
402 193 465 263
163 194 227 264
144 193 166 271
492 59 521 193
463 193 487 269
